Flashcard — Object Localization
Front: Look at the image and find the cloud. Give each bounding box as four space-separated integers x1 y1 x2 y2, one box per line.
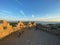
0 10 28 21
20 10 27 18
0 10 12 15
34 13 60 22
0 10 17 21
15 0 22 5
0 10 11 14
32 14 34 18
20 10 25 15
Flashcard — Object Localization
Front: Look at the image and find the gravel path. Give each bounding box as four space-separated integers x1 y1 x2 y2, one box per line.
0 29 60 45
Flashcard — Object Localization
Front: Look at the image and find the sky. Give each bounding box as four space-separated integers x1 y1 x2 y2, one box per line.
0 0 60 22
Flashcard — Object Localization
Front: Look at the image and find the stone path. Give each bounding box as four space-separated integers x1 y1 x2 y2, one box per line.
0 29 60 45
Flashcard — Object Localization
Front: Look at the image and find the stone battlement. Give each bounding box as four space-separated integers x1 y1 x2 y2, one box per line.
0 20 36 39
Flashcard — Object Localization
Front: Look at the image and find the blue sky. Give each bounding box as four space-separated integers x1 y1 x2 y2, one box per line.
0 0 60 21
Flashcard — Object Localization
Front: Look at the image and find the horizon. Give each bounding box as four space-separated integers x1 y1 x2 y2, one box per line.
0 0 60 22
